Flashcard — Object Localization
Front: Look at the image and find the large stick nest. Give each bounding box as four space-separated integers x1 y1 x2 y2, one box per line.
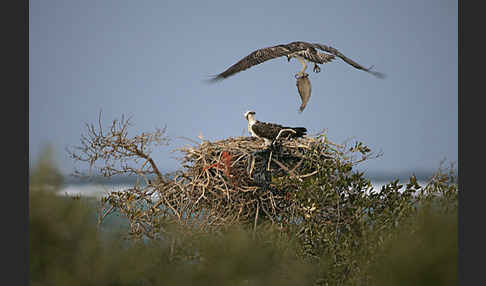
157 135 341 227
74 113 375 238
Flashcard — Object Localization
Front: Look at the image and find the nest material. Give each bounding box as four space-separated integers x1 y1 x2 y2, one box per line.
160 135 339 226
99 134 347 238
179 136 333 188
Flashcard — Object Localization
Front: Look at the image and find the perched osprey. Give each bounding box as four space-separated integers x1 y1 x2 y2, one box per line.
209 41 385 82
244 111 307 146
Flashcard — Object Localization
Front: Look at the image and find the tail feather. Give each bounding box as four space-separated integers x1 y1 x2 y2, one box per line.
203 74 225 84
290 127 307 137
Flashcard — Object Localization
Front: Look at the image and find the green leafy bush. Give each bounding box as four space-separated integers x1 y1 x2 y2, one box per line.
40 114 457 285
30 154 316 285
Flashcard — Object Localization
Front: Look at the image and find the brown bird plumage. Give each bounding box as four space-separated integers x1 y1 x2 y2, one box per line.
209 41 385 112
209 41 385 82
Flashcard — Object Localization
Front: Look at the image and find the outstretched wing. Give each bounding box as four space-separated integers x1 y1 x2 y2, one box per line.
208 44 293 82
312 43 386 78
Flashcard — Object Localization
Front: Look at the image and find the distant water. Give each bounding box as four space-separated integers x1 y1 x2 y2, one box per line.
56 179 427 235
57 180 428 199
59 183 134 199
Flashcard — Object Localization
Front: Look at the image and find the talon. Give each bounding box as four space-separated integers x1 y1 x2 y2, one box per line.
295 72 309 79
313 64 321 73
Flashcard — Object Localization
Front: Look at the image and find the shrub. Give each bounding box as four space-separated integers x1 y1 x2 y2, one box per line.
60 114 458 285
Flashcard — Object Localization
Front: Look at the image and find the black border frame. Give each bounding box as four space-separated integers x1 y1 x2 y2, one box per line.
6 0 28 285
459 1 482 285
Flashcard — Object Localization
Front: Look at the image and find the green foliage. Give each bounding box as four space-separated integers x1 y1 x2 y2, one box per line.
52 119 459 285
29 190 318 285
369 207 458 286
29 150 316 285
258 141 458 285
29 144 64 189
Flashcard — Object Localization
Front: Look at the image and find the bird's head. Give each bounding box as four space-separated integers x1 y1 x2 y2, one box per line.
244 110 256 121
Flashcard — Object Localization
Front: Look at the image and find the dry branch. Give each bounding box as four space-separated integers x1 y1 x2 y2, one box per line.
67 112 169 183
70 114 381 241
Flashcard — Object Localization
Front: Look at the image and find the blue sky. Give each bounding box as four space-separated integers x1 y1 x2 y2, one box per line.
29 0 457 177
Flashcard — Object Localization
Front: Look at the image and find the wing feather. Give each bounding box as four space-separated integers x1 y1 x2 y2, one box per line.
208 41 385 82
251 121 283 139
252 121 306 140
313 43 385 78
209 45 293 82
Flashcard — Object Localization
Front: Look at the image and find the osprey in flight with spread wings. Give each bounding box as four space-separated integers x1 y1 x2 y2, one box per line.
209 41 385 81
244 110 307 147
210 41 385 112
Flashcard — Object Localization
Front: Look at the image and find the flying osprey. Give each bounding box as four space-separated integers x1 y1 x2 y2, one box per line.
209 41 385 82
244 111 307 146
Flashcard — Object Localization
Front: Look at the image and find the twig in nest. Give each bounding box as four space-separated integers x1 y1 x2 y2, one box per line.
267 150 273 171
275 128 297 142
272 158 302 181
290 158 304 173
